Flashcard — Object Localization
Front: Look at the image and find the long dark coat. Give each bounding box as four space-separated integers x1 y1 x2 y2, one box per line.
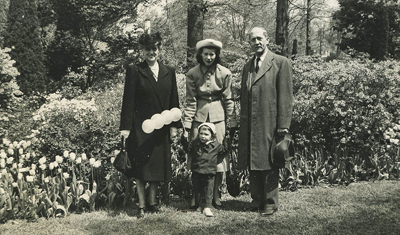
120 60 181 181
237 51 293 171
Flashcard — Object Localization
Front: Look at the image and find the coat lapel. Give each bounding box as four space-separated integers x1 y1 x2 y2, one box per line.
252 51 273 86
137 61 164 109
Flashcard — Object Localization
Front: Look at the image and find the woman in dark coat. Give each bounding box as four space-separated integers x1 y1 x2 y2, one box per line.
120 32 181 218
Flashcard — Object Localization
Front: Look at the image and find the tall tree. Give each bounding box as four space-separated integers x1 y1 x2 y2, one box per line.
187 0 204 67
44 0 144 90
0 0 10 47
333 0 393 60
3 0 48 96
276 0 289 56
305 0 311 55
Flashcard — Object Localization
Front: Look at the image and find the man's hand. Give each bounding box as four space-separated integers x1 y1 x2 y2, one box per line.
120 130 130 139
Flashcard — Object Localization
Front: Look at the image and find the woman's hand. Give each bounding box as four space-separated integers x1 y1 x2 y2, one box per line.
120 130 130 139
170 127 178 141
183 129 190 140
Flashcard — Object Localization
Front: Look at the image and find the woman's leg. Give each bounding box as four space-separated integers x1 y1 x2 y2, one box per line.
135 178 146 209
135 178 146 218
213 172 223 206
213 121 227 208
148 181 159 206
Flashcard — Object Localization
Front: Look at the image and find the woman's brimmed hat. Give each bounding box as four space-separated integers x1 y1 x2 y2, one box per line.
196 39 222 51
138 32 162 47
198 122 216 135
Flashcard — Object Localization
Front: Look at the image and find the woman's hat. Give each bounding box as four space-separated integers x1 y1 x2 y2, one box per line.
138 32 162 47
198 122 216 135
196 39 222 51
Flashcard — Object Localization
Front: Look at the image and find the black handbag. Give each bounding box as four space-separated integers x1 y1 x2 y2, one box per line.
113 136 133 177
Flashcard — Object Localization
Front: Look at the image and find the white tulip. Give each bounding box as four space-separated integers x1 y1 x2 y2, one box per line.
55 155 63 163
0 151 6 159
81 153 87 161
69 152 76 161
26 175 34 182
38 156 46 165
94 160 102 168
6 157 14 164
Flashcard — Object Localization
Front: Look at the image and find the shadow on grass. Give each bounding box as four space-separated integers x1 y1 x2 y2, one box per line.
84 183 400 235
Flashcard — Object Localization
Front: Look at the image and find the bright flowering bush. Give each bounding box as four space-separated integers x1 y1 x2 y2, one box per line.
288 55 400 184
292 56 400 152
0 47 23 136
32 85 122 162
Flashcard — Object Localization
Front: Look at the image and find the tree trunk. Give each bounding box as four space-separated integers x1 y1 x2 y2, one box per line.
187 0 204 68
276 0 289 56
306 0 312 55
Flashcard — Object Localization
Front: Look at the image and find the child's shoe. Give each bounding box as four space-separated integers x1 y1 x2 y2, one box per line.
203 207 214 217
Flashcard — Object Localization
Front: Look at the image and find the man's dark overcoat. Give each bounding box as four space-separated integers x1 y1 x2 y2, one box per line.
237 52 293 171
120 60 181 181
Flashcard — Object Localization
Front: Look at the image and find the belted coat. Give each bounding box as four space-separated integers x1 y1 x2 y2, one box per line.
237 51 293 171
120 60 181 181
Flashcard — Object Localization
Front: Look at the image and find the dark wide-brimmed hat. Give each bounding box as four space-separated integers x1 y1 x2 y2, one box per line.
138 32 162 47
271 133 295 168
196 39 222 51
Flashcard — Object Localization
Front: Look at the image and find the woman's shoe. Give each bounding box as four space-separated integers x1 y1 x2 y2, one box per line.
148 204 160 213
137 208 145 218
189 205 199 211
203 207 214 217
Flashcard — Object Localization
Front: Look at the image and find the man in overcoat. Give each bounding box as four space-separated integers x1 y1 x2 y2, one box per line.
237 27 293 216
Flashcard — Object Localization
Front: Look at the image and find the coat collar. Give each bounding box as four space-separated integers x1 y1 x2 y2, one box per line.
192 138 218 153
246 51 274 86
136 60 171 110
137 60 170 80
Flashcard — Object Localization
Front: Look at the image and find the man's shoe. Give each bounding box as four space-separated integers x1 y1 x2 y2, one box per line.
188 205 199 211
212 201 224 210
260 207 278 216
203 207 214 217
245 205 262 212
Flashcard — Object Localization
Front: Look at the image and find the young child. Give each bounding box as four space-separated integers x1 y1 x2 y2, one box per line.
182 122 230 217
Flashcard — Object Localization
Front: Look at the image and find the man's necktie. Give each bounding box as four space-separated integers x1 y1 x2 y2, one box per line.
255 57 260 73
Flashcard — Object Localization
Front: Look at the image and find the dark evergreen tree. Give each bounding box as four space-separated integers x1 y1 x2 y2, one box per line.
3 0 48 95
333 0 395 60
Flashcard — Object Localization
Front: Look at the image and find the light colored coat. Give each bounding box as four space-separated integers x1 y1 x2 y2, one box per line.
183 64 236 130
237 52 293 171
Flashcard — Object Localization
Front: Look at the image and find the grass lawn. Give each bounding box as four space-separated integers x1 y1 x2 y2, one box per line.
1 180 399 235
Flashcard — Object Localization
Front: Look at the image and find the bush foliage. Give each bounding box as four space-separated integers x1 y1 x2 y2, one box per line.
1 53 400 221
